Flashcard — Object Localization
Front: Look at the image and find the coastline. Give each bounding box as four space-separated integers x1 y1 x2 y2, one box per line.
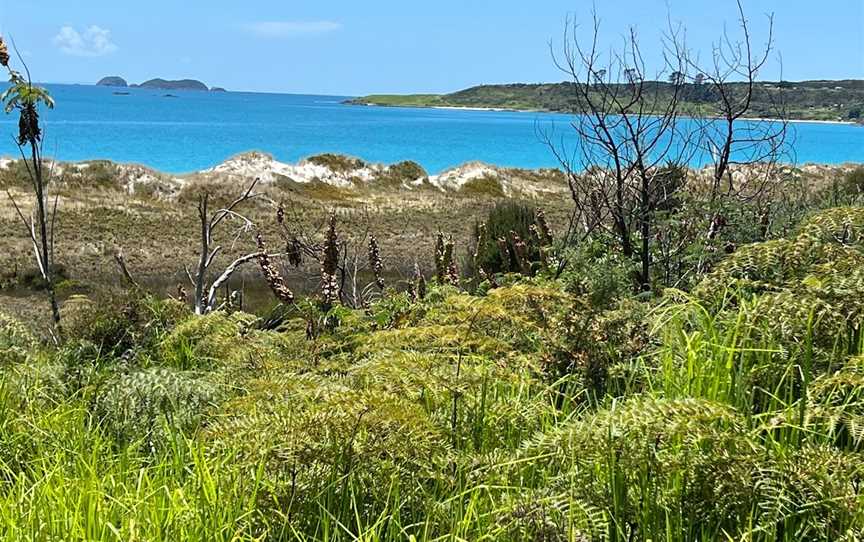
352 101 861 126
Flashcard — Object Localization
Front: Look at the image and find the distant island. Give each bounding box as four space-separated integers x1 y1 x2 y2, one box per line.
97 77 226 92
96 76 128 87
348 79 864 123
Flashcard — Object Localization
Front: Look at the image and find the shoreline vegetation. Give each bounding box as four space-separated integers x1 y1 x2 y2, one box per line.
347 79 864 124
354 101 862 126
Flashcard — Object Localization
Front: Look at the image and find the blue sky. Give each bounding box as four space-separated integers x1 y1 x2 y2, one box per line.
0 0 861 95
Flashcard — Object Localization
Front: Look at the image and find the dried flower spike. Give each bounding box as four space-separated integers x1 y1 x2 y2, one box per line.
473 222 488 281
368 234 385 290
320 211 340 310
444 237 459 286
509 230 531 275
434 231 446 284
534 208 553 246
496 237 511 272
256 234 295 304
415 263 427 300
0 37 9 68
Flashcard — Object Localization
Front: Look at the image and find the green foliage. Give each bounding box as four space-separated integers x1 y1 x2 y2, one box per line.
545 297 653 401
1 77 54 113
93 367 222 449
472 201 538 274
0 312 37 364
2 207 864 540
376 160 427 187
559 240 633 307
839 167 864 198
0 159 34 189
158 310 256 370
523 397 757 539
352 79 864 121
458 174 505 197
306 153 366 173
61 293 190 360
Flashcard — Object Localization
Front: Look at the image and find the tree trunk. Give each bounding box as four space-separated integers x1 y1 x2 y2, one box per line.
32 145 62 338
194 195 209 315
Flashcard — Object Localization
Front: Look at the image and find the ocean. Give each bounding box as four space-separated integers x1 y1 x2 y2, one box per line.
0 84 862 174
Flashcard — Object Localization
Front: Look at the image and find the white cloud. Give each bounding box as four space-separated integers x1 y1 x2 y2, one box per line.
54 25 117 57
243 20 342 38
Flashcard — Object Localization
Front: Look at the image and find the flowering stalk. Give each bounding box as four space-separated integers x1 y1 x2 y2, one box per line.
473 222 488 281
368 234 385 290
496 237 511 272
415 263 427 300
444 237 459 286
256 234 294 304
434 231 446 284
510 230 531 276
320 211 340 311
534 208 553 246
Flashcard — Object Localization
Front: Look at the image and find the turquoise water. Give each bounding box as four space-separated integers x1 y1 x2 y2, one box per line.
0 84 861 174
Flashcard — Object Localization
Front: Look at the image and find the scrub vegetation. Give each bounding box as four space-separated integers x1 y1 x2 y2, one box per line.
2 4 864 539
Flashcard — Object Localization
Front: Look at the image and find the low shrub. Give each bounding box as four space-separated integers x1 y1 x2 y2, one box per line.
306 153 365 173
93 367 222 450
0 312 37 365
472 201 539 275
459 175 505 197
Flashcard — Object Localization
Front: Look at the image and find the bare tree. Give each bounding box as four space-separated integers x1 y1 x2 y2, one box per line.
543 13 698 291
0 36 63 340
680 0 789 233
544 2 790 289
187 178 264 314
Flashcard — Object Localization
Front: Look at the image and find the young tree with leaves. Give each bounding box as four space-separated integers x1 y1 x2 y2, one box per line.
0 36 62 339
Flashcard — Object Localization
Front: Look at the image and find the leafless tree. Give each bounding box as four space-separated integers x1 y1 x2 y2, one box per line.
0 36 63 340
542 12 699 290
543 1 790 289
187 178 265 314
679 0 790 232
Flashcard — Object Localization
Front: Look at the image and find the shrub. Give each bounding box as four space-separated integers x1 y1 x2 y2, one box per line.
61 293 190 360
0 159 33 189
377 160 427 187
839 167 864 198
559 239 633 308
93 367 222 450
16 263 69 291
59 161 120 190
459 175 505 197
0 312 37 365
306 153 365 173
472 201 538 275
545 297 653 400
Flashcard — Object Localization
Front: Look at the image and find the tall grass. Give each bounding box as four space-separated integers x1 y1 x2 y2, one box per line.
1 209 863 540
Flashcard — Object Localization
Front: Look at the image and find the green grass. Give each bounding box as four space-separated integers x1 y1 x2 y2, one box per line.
350 94 444 107
1 207 863 540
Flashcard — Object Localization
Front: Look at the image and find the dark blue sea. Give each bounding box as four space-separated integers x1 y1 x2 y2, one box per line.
0 84 861 174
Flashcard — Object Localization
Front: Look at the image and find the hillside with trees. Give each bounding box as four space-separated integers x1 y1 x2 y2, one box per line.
350 79 864 122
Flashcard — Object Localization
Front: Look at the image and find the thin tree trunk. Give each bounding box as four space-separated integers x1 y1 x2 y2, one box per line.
32 145 62 336
194 195 209 315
